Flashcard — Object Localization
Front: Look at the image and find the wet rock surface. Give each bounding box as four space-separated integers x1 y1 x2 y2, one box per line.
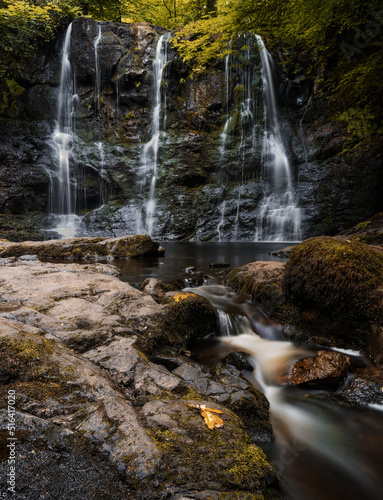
337 212 383 246
0 234 164 259
0 258 279 498
277 350 351 386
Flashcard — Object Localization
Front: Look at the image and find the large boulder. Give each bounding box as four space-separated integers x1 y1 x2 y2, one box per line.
283 237 383 353
227 237 383 362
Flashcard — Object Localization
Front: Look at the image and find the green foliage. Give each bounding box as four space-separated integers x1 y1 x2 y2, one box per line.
172 0 383 145
0 0 67 114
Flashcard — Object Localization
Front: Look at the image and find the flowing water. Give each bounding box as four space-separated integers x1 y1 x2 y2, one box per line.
187 284 383 500
254 35 301 242
137 32 171 236
46 22 108 238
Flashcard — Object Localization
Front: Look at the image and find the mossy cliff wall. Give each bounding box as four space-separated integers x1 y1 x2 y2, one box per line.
0 17 382 241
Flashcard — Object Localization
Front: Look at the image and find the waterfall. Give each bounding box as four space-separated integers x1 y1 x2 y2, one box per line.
52 23 75 216
48 22 83 238
219 53 232 161
94 25 102 114
234 34 258 239
96 141 106 205
254 35 301 242
217 201 226 242
137 32 170 236
216 35 259 241
46 22 109 238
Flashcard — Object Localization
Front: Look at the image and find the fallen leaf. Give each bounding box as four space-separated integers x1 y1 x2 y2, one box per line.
188 404 224 430
205 407 224 414
174 293 196 303
201 409 224 429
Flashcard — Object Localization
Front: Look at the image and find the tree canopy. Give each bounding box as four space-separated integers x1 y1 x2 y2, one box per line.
1 0 382 147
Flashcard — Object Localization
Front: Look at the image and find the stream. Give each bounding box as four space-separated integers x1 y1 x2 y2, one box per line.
113 242 383 500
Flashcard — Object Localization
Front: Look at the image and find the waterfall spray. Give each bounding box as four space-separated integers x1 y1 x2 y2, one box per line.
137 32 171 236
254 35 301 242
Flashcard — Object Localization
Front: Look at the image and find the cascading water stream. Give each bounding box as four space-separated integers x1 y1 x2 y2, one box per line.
137 32 170 236
96 141 106 205
188 285 383 500
47 22 109 238
48 22 82 238
254 35 301 242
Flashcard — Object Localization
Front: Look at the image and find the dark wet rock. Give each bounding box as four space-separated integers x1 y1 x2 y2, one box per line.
277 350 351 386
209 262 230 269
335 368 383 406
337 212 383 246
135 291 218 355
0 411 135 499
0 234 164 259
270 246 295 259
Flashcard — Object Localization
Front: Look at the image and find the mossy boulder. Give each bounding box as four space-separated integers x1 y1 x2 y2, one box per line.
226 262 294 324
283 237 383 355
136 292 218 355
142 399 280 499
0 234 165 259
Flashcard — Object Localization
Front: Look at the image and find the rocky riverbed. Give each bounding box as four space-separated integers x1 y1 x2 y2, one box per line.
0 240 280 499
1 234 383 498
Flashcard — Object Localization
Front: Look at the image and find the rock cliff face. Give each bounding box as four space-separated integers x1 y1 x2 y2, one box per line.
1 17 382 241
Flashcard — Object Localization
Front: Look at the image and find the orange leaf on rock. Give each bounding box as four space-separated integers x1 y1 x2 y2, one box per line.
188 404 224 430
174 293 196 303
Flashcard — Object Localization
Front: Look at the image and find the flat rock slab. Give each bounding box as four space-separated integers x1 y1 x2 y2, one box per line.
0 234 164 259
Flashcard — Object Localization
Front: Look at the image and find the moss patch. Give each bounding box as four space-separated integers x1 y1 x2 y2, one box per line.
136 294 218 355
283 237 383 344
144 399 278 497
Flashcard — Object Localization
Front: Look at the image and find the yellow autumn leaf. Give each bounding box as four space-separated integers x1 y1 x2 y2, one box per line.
188 404 224 430
201 409 224 429
200 409 216 430
205 407 224 414
173 292 196 302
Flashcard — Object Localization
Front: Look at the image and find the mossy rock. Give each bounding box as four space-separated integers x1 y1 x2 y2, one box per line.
142 399 279 498
136 294 218 355
337 212 383 245
226 262 296 324
0 234 164 260
0 213 53 242
283 236 383 346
